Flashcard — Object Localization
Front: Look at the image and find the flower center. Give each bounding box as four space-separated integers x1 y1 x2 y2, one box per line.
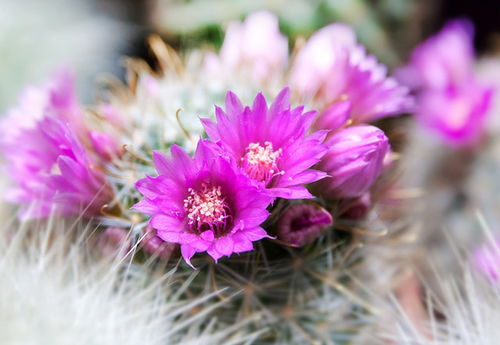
183 182 230 235
241 141 283 185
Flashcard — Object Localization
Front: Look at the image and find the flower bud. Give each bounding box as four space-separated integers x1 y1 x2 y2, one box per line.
316 126 389 198
97 227 129 257
141 227 177 260
340 193 371 220
276 203 333 246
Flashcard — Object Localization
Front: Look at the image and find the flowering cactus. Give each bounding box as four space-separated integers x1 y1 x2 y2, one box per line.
0 11 414 344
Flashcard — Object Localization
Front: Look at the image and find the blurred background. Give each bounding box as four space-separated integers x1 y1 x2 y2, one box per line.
1 0 499 112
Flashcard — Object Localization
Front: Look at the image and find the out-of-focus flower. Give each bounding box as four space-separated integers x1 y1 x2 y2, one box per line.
97 227 130 257
316 126 389 199
133 140 273 267
0 71 110 219
204 11 288 83
418 84 493 147
0 69 83 147
398 20 474 90
201 88 328 200
473 236 500 282
339 193 371 220
2 117 110 219
89 131 121 162
400 19 494 148
290 23 412 123
276 203 332 246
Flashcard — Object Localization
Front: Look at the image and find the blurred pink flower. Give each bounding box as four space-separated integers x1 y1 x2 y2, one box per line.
400 19 494 148
205 11 288 82
418 83 493 147
0 70 110 219
2 117 110 219
290 23 412 123
398 20 475 90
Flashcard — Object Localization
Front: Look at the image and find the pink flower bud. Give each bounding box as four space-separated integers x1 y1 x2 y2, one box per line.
141 227 177 260
340 193 371 220
316 126 389 198
97 227 130 257
276 203 333 246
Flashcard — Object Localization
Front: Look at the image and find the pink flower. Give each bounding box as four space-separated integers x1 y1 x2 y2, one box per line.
276 203 332 246
316 126 389 198
205 11 288 82
133 140 273 267
0 69 83 147
418 83 493 147
399 20 475 90
201 88 328 200
2 117 110 219
290 23 412 123
1 71 110 219
400 19 494 148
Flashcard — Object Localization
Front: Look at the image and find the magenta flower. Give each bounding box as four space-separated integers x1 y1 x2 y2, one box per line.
1 71 110 219
2 117 110 219
276 203 332 246
417 83 493 147
133 140 273 267
290 23 412 123
473 236 500 282
204 11 288 82
398 20 475 90
0 69 83 147
201 88 328 200
399 19 494 148
315 126 389 198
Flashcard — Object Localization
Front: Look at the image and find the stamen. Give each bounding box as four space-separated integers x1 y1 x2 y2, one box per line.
183 182 230 235
241 141 284 185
